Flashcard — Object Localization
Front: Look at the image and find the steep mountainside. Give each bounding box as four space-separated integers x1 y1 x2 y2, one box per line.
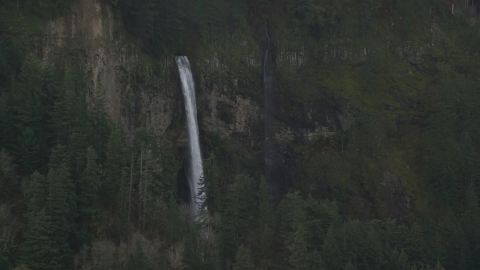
2 0 480 269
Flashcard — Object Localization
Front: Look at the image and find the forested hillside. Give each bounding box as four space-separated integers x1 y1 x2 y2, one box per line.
2 0 480 269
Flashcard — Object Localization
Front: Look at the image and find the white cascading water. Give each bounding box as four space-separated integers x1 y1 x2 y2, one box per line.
175 56 204 217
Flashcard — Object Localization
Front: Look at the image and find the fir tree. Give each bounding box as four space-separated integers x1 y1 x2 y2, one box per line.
46 165 73 268
344 261 357 270
0 253 11 270
465 181 480 225
77 146 100 244
233 244 255 270
127 237 150 270
287 220 309 270
27 171 48 211
104 128 126 207
363 227 385 269
220 174 257 263
198 154 221 212
323 227 342 269
16 128 41 175
388 248 409 270
253 177 274 268
45 145 75 268
18 209 59 270
0 94 9 149
0 46 10 89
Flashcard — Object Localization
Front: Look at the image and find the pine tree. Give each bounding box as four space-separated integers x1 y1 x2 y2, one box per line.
447 225 471 270
462 76 480 136
388 248 409 270
46 165 73 268
274 192 308 268
104 128 126 207
16 128 42 175
45 145 75 268
0 154 18 237
126 237 150 270
158 139 179 202
88 94 111 164
198 154 221 212
342 219 364 266
287 220 309 270
344 260 357 270
221 174 257 263
18 208 59 270
116 167 131 238
465 181 480 225
0 253 11 270
233 244 255 270
363 227 386 269
253 177 274 268
77 146 100 244
55 68 74 135
0 46 10 90
323 227 342 269
27 171 48 211
460 133 479 180
11 58 46 170
0 94 10 149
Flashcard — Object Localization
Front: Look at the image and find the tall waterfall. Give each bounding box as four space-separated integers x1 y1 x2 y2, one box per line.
176 56 204 216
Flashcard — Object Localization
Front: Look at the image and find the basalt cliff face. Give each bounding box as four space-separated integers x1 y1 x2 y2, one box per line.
37 0 423 220
40 0 346 142
41 0 176 136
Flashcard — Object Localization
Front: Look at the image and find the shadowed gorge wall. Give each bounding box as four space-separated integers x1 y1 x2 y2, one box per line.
4 0 480 269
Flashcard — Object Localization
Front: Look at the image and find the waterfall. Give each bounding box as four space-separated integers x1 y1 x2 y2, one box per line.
175 56 204 217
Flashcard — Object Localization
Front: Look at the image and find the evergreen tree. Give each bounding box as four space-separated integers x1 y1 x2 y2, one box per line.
363 227 386 269
0 46 10 90
0 150 17 204
252 177 274 268
460 133 479 184
287 220 309 270
126 237 150 270
388 248 409 270
194 0 227 41
462 76 480 137
447 225 471 270
27 171 48 211
0 253 11 270
52 68 84 144
11 58 47 172
233 244 255 270
220 174 257 263
465 181 480 225
342 219 364 266
198 154 221 212
323 227 342 269
88 94 111 164
150 0 187 55
45 145 75 267
158 140 179 202
116 167 131 238
77 146 100 244
16 128 41 175
0 94 9 149
46 165 73 268
104 128 126 205
344 261 357 270
407 209 440 265
18 209 59 270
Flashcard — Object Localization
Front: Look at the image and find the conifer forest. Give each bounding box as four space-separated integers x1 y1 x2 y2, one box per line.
2 0 480 269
